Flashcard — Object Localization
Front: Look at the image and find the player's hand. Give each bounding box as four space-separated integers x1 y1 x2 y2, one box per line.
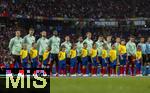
48 61 51 64
105 60 107 63
28 61 31 64
137 60 140 63
96 57 99 63
117 62 120 65
120 55 123 60
126 55 128 59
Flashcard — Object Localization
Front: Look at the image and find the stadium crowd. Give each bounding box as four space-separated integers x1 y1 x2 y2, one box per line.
0 0 150 18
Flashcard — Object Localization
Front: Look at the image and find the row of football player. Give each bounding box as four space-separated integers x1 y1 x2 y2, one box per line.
7 40 149 76
7 29 150 76
6 39 149 77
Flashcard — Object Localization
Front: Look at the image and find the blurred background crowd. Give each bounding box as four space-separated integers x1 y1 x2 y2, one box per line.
0 0 150 18
0 0 150 65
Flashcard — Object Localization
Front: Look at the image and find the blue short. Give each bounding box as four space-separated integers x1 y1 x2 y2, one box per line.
109 60 117 68
135 60 141 69
102 58 108 67
22 62 28 68
43 58 50 66
92 57 99 67
119 54 127 65
32 57 39 68
82 57 88 66
14 62 19 68
70 57 77 67
22 58 28 68
59 60 66 69
98 57 102 64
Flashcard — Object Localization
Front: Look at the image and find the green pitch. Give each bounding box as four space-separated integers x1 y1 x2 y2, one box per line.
50 77 150 93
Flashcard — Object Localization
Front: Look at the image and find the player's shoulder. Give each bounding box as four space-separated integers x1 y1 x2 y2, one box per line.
46 38 49 41
10 37 16 41
49 36 53 40
37 38 41 41
95 40 99 44
12 36 22 40
32 35 35 39
126 41 130 45
83 39 87 42
25 34 30 37
57 36 60 40
20 37 23 40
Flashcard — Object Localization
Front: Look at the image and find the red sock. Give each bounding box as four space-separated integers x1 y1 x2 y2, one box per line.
103 68 106 74
122 67 124 74
136 69 139 74
74 65 77 74
123 66 127 75
38 62 42 68
91 67 94 75
131 65 134 76
114 68 116 75
19 63 22 68
65 68 67 74
136 69 140 74
120 66 123 74
10 63 14 68
82 67 86 74
68 65 70 73
81 67 84 74
139 69 141 74
84 68 86 74
60 69 63 74
80 65 82 73
101 68 103 75
110 68 112 75
56 65 58 73
108 66 110 75
126 64 129 75
63 69 66 75
70 67 74 74
94 68 97 74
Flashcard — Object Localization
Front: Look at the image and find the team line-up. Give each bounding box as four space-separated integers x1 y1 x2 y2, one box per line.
4 28 150 77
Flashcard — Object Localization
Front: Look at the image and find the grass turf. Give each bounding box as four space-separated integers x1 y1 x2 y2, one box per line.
50 77 150 93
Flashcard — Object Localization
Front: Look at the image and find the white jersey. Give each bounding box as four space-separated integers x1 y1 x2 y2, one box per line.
83 38 93 54
49 36 60 54
9 36 23 55
96 40 104 56
61 41 72 57
37 37 49 55
23 34 35 52
76 41 83 56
